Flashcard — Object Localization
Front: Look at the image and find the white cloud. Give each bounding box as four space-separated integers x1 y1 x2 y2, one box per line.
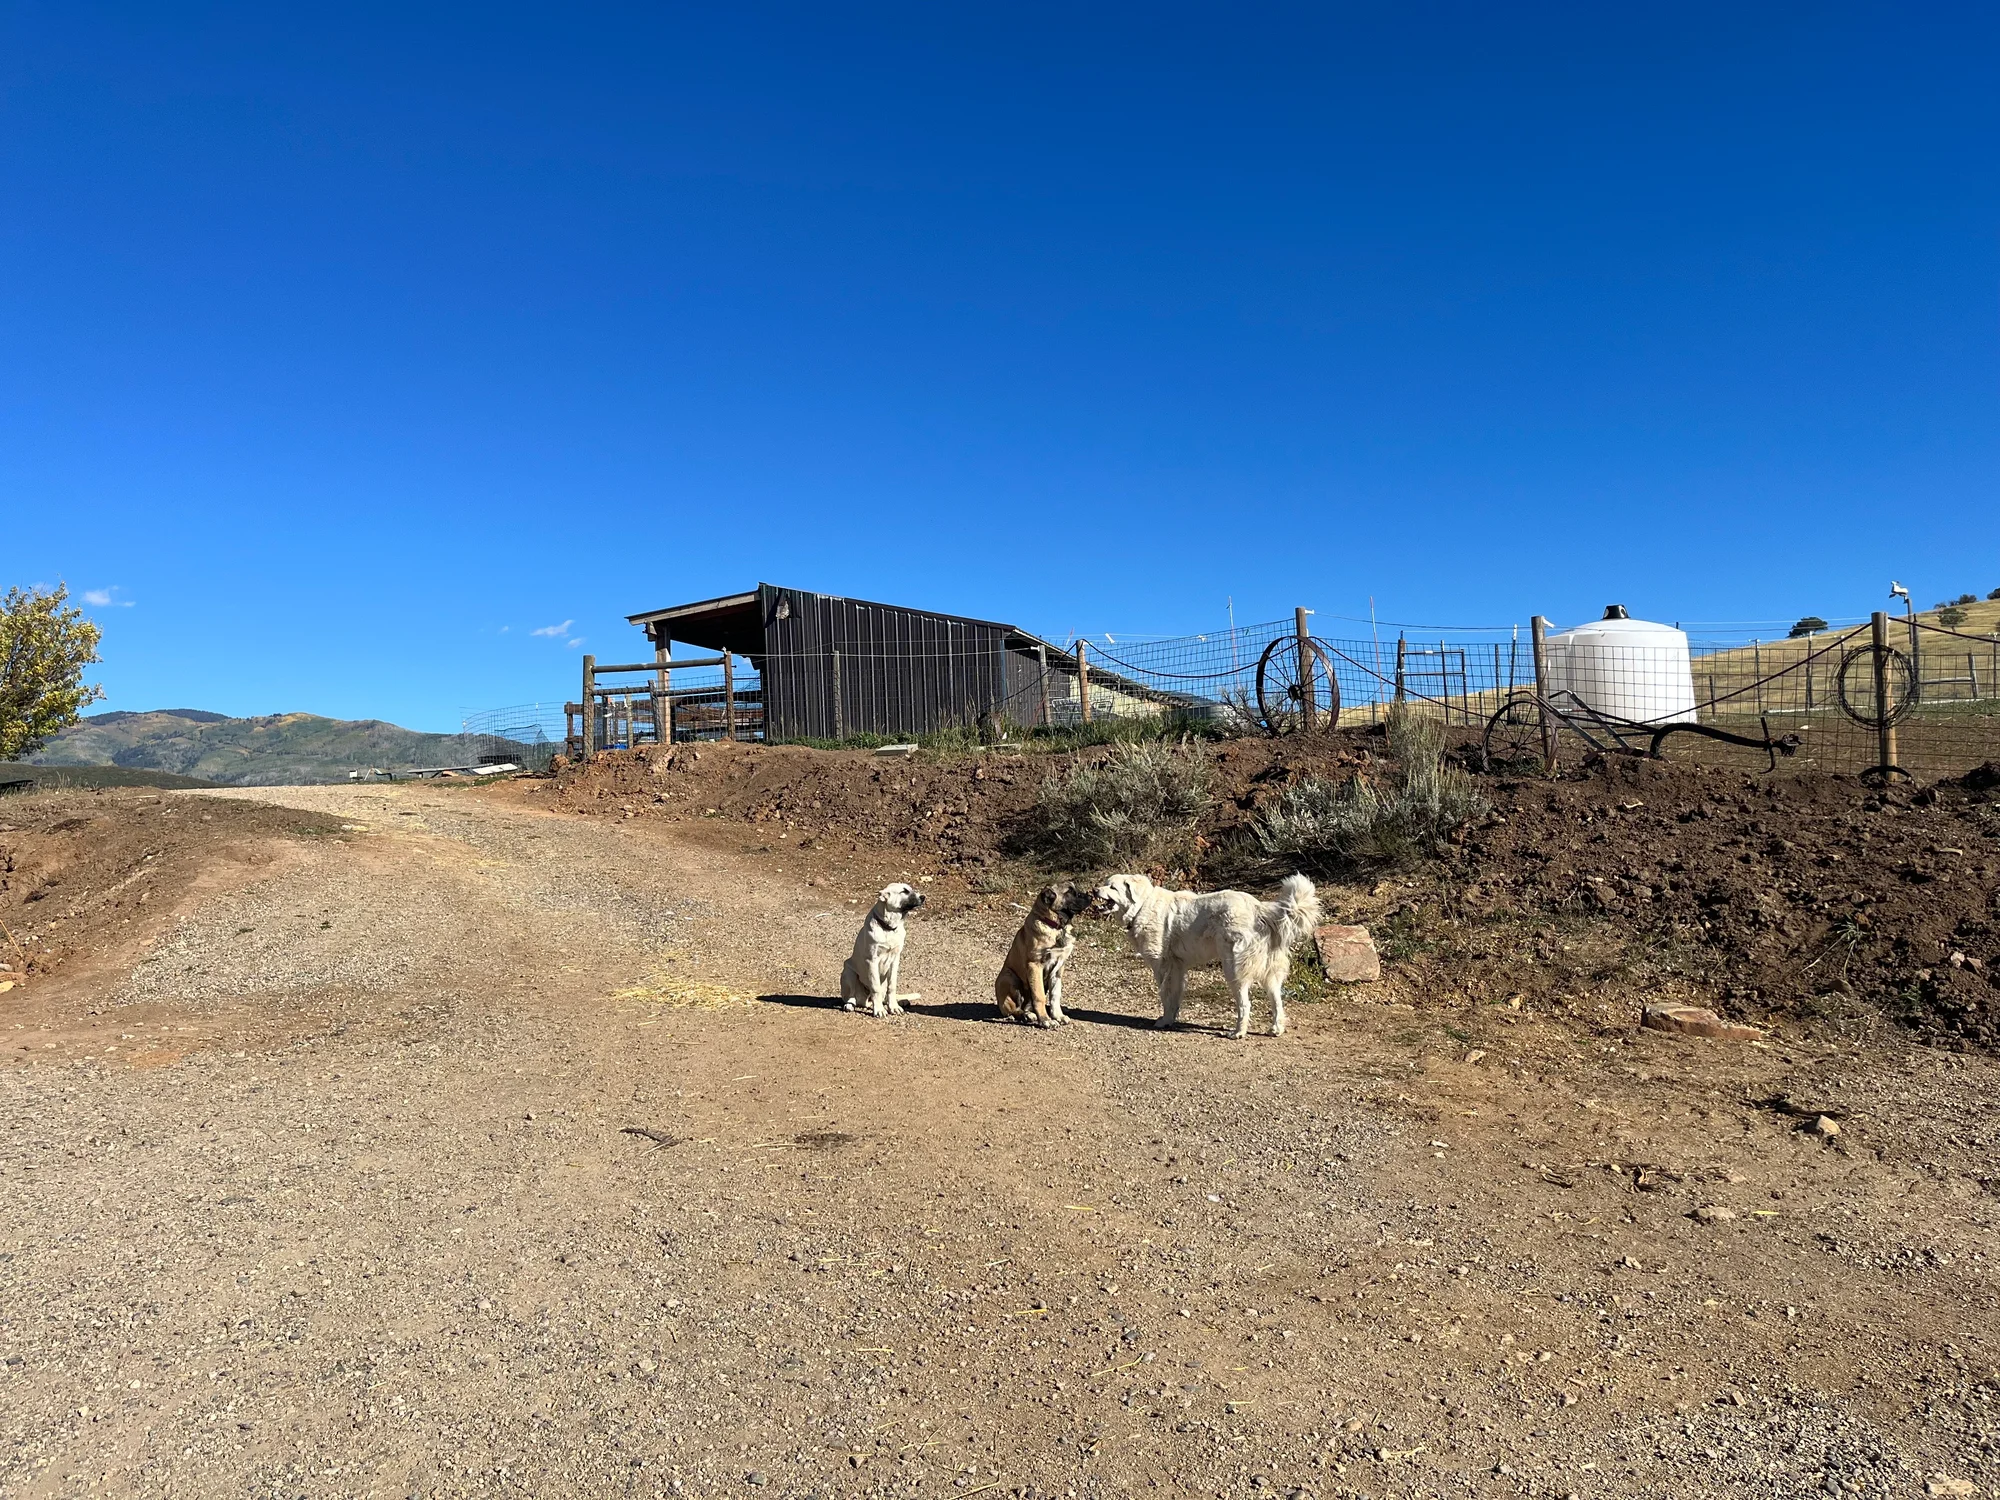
567 637 585 648
81 587 135 608
530 619 574 638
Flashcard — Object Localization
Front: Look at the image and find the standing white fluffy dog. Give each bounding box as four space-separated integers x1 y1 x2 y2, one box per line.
841 883 925 1017
1093 873 1321 1039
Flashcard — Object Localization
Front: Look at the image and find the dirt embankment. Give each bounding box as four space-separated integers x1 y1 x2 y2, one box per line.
539 739 2000 1050
0 790 339 989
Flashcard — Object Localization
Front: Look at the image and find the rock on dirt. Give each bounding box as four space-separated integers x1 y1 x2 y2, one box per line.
1641 1003 1768 1041
1313 923 1381 982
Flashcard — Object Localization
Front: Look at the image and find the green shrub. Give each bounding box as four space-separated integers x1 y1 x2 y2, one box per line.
1253 704 1485 873
1022 739 1212 869
1938 606 1968 629
1788 616 1828 639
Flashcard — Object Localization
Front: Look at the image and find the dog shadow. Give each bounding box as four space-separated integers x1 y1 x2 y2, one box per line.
756 992 845 1011
755 993 1177 1031
901 999 1003 1023
1052 1005 1160 1031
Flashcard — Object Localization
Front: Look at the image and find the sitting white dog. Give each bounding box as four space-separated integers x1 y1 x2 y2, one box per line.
1093 873 1321 1039
841 882 926 1017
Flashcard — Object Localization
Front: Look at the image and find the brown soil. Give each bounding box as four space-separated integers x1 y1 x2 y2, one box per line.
2 774 1996 1499
542 740 2000 1053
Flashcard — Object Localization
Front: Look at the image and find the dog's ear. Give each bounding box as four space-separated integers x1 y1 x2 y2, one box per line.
878 885 900 907
1037 884 1059 907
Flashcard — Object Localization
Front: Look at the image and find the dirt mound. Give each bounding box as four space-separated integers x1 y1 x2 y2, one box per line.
1453 754 1999 1050
534 735 1376 871
538 737 2000 1050
0 789 339 991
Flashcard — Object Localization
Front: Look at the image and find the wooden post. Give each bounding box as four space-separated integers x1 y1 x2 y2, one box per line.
722 654 737 741
1871 610 1898 776
1969 652 1979 701
652 629 671 747
564 703 576 759
831 650 844 739
1393 636 1407 702
1077 640 1092 723
1295 607 1315 732
581 655 597 759
1907 608 1921 703
1753 641 1764 712
1530 616 1554 771
1439 640 1451 723
1037 644 1052 728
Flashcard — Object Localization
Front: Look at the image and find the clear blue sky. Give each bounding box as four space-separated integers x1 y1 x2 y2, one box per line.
5 4 1996 730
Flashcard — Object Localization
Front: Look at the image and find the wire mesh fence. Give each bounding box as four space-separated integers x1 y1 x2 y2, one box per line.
458 704 566 771
463 606 2000 781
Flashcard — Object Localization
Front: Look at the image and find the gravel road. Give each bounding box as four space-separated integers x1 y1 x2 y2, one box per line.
2 782 1995 1500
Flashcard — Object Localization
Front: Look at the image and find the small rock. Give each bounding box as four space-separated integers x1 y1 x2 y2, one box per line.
1465 1049 1486 1064
1620 1256 1642 1270
745 1472 767 1487
1692 1205 1737 1224
1641 1004 1766 1041
1812 1116 1841 1139
1313 924 1382 983
1926 1480 1976 1498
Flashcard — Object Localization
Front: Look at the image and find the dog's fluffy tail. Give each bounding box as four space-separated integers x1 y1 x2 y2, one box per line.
1257 873 1322 952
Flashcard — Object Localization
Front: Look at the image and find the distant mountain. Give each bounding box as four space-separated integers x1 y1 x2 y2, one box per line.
83 708 233 727
26 710 515 786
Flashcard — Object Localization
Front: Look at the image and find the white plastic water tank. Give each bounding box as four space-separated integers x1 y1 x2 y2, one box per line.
1543 606 1697 725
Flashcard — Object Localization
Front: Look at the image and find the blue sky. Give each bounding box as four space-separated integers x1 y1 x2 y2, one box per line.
5 3 1997 730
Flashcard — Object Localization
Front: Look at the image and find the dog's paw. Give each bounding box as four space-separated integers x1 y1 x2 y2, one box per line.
1152 1017 1176 1030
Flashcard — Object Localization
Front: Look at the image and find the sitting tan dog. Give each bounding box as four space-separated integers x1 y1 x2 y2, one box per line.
995 881 1093 1027
841 883 925 1018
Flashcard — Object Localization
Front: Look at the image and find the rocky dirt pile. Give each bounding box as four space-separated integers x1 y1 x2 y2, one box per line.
535 735 1378 873
1449 755 2000 1051
538 739 2000 1051
0 790 338 986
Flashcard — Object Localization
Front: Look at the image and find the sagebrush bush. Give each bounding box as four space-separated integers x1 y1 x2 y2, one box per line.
1023 739 1212 869
1253 705 1484 872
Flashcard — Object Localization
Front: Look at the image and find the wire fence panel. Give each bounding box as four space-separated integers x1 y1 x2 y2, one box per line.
459 704 566 770
467 609 2000 777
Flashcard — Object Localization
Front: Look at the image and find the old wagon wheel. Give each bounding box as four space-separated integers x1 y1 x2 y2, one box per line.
1255 636 1341 735
1481 693 1548 773
1835 643 1916 730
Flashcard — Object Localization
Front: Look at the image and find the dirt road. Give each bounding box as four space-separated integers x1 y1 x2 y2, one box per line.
2 783 1996 1499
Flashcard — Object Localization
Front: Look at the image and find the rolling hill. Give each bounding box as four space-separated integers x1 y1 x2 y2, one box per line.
25 709 510 786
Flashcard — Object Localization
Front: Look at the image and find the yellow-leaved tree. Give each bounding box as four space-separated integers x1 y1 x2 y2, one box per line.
1 584 105 760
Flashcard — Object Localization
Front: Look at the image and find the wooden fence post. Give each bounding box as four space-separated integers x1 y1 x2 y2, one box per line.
1037 644 1052 728
723 655 737 742
1393 636 1407 703
1872 611 1898 777
1295 607 1315 731
652 630 671 747
1530 616 1554 771
581 655 597 760
1077 640 1092 723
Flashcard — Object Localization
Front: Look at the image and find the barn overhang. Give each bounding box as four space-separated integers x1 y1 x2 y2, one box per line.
626 590 764 657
